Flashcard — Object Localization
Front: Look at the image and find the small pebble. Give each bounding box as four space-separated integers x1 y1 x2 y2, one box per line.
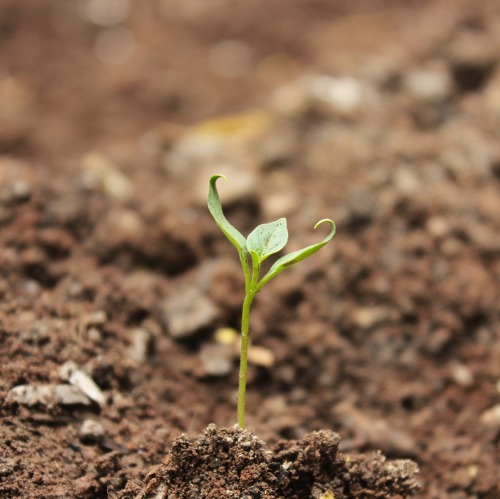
467 465 479 479
480 404 500 429
352 307 388 329
161 286 218 339
214 327 238 345
426 216 450 238
450 363 474 387
247 345 275 368
403 68 452 104
6 384 91 406
87 327 102 343
55 385 93 406
79 419 106 444
59 361 106 407
10 180 32 202
393 168 421 196
129 328 153 364
311 75 363 117
81 152 133 200
199 343 234 377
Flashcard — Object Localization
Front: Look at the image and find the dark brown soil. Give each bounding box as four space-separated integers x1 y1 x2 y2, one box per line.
1 0 500 497
138 425 418 498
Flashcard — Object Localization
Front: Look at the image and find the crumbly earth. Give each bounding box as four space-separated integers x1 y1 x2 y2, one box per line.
137 425 419 498
1 0 500 498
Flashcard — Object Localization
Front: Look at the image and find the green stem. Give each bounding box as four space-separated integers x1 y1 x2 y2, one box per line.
238 253 250 294
238 290 255 428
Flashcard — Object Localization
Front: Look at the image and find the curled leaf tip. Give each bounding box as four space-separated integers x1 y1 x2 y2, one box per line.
208 173 247 256
210 173 228 184
314 218 336 233
256 216 336 289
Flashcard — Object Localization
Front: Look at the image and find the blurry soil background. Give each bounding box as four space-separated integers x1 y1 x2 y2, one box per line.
1 0 500 497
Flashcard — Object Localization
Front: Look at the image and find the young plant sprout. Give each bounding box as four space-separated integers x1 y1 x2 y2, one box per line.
208 174 336 428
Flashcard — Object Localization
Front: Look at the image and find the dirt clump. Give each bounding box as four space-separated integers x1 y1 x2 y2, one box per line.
137 424 419 498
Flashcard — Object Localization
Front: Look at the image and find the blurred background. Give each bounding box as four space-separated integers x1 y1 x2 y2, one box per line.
1 1 500 497
2 0 476 156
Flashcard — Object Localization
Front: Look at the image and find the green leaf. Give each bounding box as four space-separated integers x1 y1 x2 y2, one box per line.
247 218 288 263
257 219 336 289
208 174 248 255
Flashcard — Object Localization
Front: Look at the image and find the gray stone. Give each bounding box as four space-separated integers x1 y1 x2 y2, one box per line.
199 343 234 377
79 419 106 443
6 384 91 406
59 361 107 407
129 328 153 363
161 286 218 339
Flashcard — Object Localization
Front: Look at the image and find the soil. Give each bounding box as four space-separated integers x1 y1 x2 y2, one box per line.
137 425 418 498
1 0 500 498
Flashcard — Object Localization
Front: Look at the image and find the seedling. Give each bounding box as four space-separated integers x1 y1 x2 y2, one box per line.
208 174 336 428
